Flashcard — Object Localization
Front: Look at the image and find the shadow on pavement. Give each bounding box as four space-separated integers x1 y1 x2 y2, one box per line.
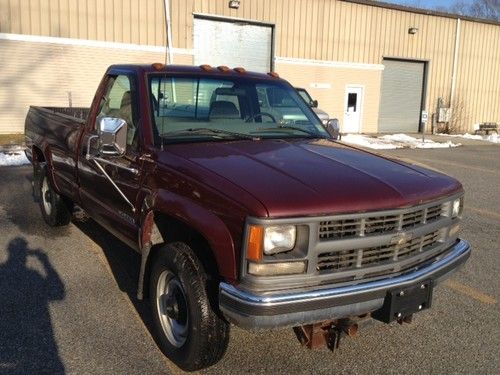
0 237 65 374
72 219 155 333
0 168 69 238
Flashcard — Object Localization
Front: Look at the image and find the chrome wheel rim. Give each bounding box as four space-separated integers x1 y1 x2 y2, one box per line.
156 271 189 348
41 176 52 216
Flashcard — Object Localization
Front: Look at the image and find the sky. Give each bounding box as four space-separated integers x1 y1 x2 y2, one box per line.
382 0 475 11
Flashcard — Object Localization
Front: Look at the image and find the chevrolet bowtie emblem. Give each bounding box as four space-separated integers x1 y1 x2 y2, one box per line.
391 232 414 245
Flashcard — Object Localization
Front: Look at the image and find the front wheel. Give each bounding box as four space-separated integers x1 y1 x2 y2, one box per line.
149 242 230 371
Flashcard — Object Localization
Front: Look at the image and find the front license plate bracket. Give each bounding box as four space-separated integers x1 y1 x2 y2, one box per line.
372 280 434 323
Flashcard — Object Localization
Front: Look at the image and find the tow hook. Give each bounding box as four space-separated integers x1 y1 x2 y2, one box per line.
293 318 359 352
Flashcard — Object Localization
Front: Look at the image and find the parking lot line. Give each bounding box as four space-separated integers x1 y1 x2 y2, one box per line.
466 207 500 220
444 279 497 305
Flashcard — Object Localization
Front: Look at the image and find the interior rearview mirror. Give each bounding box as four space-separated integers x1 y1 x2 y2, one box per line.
311 99 318 108
98 117 127 156
325 118 341 140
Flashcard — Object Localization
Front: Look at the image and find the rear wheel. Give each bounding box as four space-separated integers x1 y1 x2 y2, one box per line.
149 242 229 371
37 166 71 227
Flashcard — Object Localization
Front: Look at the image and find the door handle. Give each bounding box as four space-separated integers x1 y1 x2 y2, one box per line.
139 153 155 163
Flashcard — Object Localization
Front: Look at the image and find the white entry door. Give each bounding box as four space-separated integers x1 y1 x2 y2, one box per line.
343 86 363 133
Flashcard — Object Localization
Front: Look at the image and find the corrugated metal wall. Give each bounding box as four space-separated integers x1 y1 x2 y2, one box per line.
455 20 500 131
0 0 499 132
0 0 166 46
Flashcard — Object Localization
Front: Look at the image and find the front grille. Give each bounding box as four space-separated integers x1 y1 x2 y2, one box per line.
317 230 442 273
318 204 443 240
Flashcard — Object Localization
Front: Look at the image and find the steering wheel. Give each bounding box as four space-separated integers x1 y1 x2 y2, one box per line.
245 112 276 123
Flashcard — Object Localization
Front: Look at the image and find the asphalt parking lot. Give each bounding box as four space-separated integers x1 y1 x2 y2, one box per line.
0 142 498 374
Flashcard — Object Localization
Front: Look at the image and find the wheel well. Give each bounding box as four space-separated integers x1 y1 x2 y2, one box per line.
143 213 221 299
32 146 45 164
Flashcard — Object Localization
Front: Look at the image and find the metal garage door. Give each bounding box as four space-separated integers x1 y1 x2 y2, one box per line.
378 60 425 133
193 17 273 73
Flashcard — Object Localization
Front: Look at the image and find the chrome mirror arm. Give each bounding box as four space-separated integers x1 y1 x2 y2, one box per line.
86 135 99 160
85 134 137 212
91 159 136 213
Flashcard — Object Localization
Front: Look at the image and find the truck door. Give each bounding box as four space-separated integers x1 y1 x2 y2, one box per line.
78 73 143 249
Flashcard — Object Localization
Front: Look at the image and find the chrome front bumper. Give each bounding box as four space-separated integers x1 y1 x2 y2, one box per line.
219 239 471 330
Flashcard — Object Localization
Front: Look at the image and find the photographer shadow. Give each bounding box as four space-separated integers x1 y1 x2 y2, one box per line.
0 237 65 374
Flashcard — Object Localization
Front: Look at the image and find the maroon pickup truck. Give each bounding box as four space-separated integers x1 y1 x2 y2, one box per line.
25 64 470 371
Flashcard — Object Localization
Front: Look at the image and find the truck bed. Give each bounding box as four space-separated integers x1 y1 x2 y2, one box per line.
41 106 90 120
25 106 90 202
25 106 89 159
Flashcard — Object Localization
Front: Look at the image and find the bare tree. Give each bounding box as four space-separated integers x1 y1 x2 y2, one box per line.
449 0 500 20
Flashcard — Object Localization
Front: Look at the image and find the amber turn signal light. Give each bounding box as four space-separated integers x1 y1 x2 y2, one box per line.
233 67 246 73
246 225 264 262
199 64 213 71
152 62 165 71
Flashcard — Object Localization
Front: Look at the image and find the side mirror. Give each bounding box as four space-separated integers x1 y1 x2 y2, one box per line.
325 118 341 140
311 99 319 108
98 117 127 156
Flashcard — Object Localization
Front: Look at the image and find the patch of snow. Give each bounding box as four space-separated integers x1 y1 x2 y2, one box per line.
342 134 401 149
0 152 30 166
437 132 500 144
343 133 460 150
379 133 420 143
486 133 499 143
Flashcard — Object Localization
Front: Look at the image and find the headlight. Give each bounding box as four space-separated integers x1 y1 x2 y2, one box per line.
245 224 303 276
263 225 296 255
322 119 329 125
451 197 463 218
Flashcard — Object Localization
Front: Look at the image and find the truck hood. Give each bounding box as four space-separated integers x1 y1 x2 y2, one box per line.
166 138 462 218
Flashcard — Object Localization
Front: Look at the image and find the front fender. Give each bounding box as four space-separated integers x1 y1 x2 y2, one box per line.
146 189 238 282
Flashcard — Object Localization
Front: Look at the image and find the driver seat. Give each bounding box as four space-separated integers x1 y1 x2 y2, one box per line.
209 101 240 119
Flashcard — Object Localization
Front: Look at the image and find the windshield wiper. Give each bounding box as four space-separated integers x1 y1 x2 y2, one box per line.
163 127 260 141
253 125 324 138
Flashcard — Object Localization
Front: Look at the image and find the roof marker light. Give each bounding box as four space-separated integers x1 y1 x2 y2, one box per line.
217 65 230 72
152 62 165 70
199 64 213 71
267 71 280 78
233 67 246 73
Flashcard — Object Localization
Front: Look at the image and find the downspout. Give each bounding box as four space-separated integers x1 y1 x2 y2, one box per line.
450 18 461 107
164 0 174 65
163 0 176 103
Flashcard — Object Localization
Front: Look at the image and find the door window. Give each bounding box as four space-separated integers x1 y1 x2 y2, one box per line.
98 75 138 151
347 93 357 112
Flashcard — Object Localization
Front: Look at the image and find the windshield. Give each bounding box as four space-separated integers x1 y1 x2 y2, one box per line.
149 75 328 144
296 88 313 106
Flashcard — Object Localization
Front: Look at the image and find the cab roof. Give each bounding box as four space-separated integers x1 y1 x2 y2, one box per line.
106 63 283 81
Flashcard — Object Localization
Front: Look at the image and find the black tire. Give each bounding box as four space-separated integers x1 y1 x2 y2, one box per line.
149 242 230 371
37 166 71 227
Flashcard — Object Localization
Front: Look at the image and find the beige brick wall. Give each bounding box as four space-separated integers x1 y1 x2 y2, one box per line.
276 61 383 133
0 38 193 134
